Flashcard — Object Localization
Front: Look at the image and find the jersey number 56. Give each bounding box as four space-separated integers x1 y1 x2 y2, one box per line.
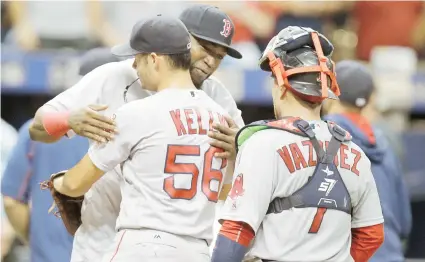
163 145 227 202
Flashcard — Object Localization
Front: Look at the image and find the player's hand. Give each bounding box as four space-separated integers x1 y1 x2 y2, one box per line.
208 115 239 160
68 104 118 143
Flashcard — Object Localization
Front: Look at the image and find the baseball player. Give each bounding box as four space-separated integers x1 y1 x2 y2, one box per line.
212 26 385 262
52 16 229 262
28 5 244 262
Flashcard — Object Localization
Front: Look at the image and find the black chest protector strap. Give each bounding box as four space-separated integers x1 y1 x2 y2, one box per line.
295 119 325 161
266 120 352 215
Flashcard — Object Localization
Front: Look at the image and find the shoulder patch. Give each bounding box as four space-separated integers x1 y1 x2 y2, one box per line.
236 117 309 150
266 118 303 133
228 173 245 201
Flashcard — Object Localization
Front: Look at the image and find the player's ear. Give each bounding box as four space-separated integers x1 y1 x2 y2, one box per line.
132 58 137 69
149 53 160 71
322 99 338 115
271 75 284 100
321 99 330 115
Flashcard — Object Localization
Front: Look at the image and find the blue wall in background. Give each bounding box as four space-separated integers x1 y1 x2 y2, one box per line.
2 47 425 114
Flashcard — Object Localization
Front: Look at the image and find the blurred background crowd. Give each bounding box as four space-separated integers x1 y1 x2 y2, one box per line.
1 1 425 262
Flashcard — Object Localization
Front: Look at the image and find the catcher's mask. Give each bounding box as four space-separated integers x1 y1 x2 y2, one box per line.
259 31 340 103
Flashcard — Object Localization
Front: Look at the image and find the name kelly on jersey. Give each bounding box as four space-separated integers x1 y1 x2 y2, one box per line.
170 108 228 136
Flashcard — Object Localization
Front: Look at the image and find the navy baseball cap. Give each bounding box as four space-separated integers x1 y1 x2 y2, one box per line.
336 60 375 108
112 15 191 57
179 4 242 59
79 47 120 76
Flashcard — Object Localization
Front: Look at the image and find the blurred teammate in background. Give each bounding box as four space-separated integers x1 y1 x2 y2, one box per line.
0 119 21 262
1 48 118 262
322 60 412 262
28 5 243 262
212 27 384 262
53 16 228 262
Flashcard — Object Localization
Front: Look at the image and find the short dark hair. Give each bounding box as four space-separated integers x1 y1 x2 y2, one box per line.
166 51 191 70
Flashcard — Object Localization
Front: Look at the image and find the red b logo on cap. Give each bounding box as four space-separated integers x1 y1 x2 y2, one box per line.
220 19 232 38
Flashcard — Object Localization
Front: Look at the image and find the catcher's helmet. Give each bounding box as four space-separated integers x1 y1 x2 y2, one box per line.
259 26 340 103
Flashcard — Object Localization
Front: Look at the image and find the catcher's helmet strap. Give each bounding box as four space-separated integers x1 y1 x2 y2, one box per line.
267 51 285 88
312 32 331 98
311 32 341 97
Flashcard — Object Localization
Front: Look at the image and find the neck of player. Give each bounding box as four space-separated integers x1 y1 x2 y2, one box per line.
276 95 322 121
279 106 321 121
157 70 196 92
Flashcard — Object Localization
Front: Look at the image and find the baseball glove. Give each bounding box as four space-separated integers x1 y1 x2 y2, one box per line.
40 171 84 236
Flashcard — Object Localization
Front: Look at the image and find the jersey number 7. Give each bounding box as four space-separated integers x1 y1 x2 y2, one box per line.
163 145 227 202
308 207 327 233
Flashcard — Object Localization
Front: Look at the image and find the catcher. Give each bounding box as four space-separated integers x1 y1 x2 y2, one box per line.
212 26 385 262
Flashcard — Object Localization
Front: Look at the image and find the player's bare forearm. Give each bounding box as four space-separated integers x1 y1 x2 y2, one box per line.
2 196 30 243
1 218 15 259
29 107 62 143
56 154 105 197
219 160 236 201
219 184 232 201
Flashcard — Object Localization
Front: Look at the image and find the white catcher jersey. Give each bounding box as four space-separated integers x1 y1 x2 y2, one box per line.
88 88 229 242
219 120 384 262
43 59 243 261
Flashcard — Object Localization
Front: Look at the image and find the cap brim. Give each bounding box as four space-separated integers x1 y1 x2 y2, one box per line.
111 43 140 57
190 32 242 59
